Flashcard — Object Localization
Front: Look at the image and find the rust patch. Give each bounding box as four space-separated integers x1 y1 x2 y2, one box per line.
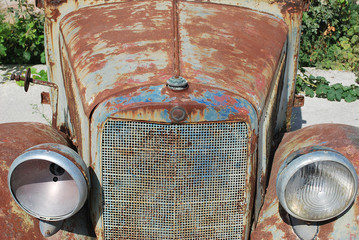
59 38 83 152
96 82 257 135
274 0 310 14
41 91 51 104
293 94 304 107
10 201 35 233
178 2 288 116
45 7 61 21
59 1 175 116
45 0 67 6
59 1 287 117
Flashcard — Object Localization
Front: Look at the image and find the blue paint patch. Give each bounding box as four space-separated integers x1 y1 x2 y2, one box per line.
189 89 257 130
160 109 171 122
94 85 258 132
111 85 173 107
203 108 219 121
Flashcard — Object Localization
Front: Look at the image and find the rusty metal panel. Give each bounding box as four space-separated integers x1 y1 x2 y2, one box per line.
95 85 257 127
185 0 309 16
0 123 66 239
39 1 309 239
254 47 286 222
293 94 304 107
89 82 259 238
251 124 359 239
178 1 288 115
59 1 175 116
182 0 309 131
59 1 287 117
278 12 305 132
44 0 308 137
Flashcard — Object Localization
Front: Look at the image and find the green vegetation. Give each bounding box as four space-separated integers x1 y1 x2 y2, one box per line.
0 0 45 64
30 66 47 81
297 0 359 102
31 103 51 124
299 0 359 71
296 68 359 102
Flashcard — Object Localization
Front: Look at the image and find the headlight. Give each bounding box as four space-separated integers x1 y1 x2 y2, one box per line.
276 149 358 221
8 143 89 221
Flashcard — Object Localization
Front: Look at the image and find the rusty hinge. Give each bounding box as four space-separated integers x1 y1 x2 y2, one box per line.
293 94 305 107
41 92 51 105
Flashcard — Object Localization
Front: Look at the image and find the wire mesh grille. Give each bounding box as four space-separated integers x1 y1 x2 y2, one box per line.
101 120 249 239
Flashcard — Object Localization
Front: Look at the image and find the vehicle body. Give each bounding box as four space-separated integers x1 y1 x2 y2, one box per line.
1 0 359 239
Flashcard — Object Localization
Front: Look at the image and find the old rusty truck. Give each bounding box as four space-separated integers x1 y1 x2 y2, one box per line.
1 0 359 239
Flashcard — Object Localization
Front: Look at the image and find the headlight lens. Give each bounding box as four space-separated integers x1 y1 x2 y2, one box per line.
277 150 358 221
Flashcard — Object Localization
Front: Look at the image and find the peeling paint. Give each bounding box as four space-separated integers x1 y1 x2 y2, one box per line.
58 1 287 117
10 201 35 232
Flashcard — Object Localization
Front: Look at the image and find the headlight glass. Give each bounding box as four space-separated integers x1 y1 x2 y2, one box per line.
277 150 358 221
285 161 356 220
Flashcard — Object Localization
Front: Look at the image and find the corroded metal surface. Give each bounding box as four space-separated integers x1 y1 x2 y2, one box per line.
59 1 287 117
0 123 93 239
251 124 359 239
0 123 66 239
41 91 51 105
254 48 286 222
59 1 175 116
44 0 307 138
293 94 304 107
94 84 258 127
101 120 249 239
178 1 287 115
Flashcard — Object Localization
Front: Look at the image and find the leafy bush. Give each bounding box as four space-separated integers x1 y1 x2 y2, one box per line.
0 0 45 64
299 0 359 72
297 0 359 102
296 68 359 102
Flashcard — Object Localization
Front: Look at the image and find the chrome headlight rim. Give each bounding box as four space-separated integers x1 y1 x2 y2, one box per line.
276 149 358 222
8 144 88 221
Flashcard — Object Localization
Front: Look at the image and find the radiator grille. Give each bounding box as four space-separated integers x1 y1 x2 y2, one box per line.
101 120 249 239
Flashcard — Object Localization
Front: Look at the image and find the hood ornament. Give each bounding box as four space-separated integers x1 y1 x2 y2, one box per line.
166 76 188 91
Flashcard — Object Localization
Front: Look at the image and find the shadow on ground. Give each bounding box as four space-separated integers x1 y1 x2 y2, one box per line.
290 107 307 131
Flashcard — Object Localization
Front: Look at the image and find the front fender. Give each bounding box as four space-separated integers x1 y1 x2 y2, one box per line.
0 122 94 239
251 124 359 239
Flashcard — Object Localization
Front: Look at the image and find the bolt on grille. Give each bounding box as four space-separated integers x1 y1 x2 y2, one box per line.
101 120 249 239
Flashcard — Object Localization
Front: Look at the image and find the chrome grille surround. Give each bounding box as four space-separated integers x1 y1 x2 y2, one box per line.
101 119 249 239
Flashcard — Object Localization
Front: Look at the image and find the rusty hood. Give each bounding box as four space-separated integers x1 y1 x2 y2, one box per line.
59 0 288 117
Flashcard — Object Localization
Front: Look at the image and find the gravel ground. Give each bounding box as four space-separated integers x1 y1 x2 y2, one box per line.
0 65 358 130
